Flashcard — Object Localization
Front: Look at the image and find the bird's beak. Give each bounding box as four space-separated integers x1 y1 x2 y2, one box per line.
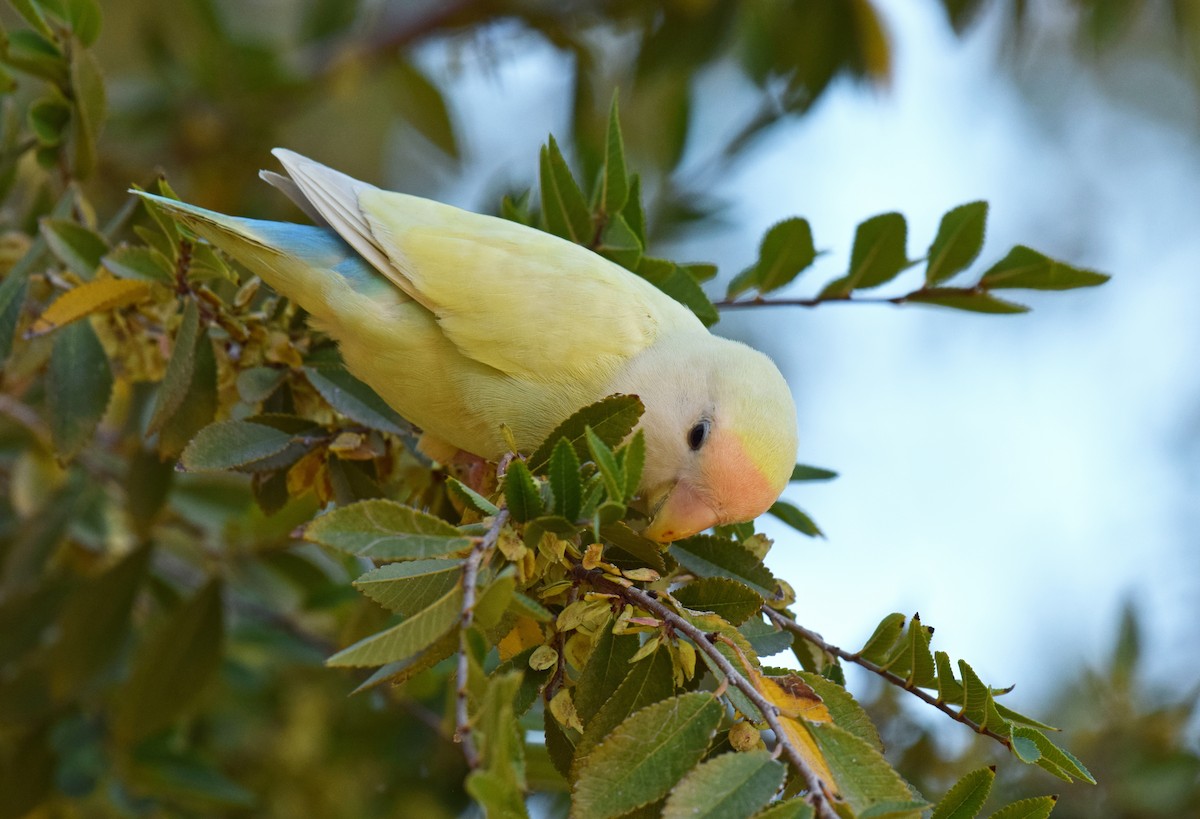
643 480 720 543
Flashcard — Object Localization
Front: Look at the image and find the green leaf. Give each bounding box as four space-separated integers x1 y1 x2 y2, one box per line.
49 543 151 699
548 438 582 521
28 94 70 145
637 256 719 326
302 365 412 435
670 535 777 599
859 802 932 818
978 245 1108 290
769 501 822 537
447 477 500 516
575 646 675 762
528 394 643 472
474 569 516 631
752 801 814 819
353 559 462 616
931 766 996 819
149 299 201 434
157 331 217 458
600 522 667 574
126 748 254 810
598 213 642 269
115 580 223 745
601 94 629 215
304 499 473 560
47 318 112 460
662 750 785 819
790 464 838 482
673 577 763 626
8 0 55 38
68 42 105 178
904 614 936 688
796 671 883 752
466 770 528 819
926 201 988 285
808 722 919 817
102 244 173 283
905 287 1029 314
586 426 624 500
857 613 905 665
0 273 28 363
61 0 103 46
477 669 527 786
620 430 645 501
180 421 294 472
623 175 647 245
572 693 724 819
575 621 641 725
391 60 458 159
958 659 990 725
350 629 458 693
821 212 909 298
985 797 1058 819
1011 726 1094 784
730 218 817 298
6 30 67 84
504 459 543 523
40 218 108 280
540 134 592 244
327 583 463 667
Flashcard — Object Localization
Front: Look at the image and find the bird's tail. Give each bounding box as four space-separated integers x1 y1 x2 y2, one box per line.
130 191 398 323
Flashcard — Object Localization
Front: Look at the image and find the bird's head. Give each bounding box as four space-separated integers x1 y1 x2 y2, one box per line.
615 334 798 542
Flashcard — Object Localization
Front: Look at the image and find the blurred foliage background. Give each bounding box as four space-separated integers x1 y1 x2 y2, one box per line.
0 0 1197 817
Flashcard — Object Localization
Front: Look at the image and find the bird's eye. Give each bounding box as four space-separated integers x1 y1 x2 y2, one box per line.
687 420 710 451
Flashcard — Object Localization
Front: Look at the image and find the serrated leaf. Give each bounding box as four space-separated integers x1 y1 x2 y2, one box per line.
548 438 582 521
504 459 542 523
304 499 472 560
732 218 817 298
935 651 964 703
475 570 516 631
447 477 500 516
752 801 814 818
327 583 463 667
102 244 173 283
931 766 996 819
600 522 667 574
662 750 784 819
601 94 629 215
958 659 990 725
670 535 777 599
540 135 592 244
528 395 643 472
809 722 919 816
156 331 217 459
985 797 1057 819
572 693 723 819
673 577 763 626
1011 726 1094 784
859 802 932 818
823 212 908 297
115 581 223 745
49 543 151 699
575 647 675 763
350 629 458 693
47 319 112 460
769 501 822 537
620 430 645 501
28 277 151 337
979 246 1108 291
586 426 624 500
905 287 1029 314
148 299 201 434
575 621 641 725
40 218 108 280
739 617 793 658
906 614 936 688
857 613 906 665
353 559 462 616
180 421 294 472
466 770 528 818
926 201 988 285
302 365 411 435
796 671 883 752
637 256 719 326
598 213 642 269
623 175 646 245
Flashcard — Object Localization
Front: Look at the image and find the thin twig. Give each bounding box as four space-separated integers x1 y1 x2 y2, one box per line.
762 608 1015 751
571 566 840 819
715 295 902 309
454 507 510 768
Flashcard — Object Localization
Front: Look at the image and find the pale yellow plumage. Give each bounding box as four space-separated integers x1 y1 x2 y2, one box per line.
136 149 799 540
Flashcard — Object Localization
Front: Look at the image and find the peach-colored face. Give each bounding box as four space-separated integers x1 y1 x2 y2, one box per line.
643 430 780 542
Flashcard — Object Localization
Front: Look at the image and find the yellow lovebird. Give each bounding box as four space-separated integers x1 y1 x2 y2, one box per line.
136 150 797 541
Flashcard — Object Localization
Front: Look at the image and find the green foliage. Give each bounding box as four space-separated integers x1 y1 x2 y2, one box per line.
0 3 1128 817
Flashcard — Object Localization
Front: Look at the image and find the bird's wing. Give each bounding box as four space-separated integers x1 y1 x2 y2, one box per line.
270 149 702 380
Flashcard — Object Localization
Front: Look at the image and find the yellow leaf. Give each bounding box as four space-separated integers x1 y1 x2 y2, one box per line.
286 448 325 497
728 720 764 752
776 715 840 798
756 672 832 722
582 542 603 570
498 616 543 662
29 279 153 337
528 644 559 671
564 631 593 671
549 688 583 733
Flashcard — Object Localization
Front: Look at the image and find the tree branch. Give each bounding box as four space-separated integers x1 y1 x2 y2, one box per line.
762 607 1015 751
571 566 840 819
715 295 903 309
454 507 509 768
